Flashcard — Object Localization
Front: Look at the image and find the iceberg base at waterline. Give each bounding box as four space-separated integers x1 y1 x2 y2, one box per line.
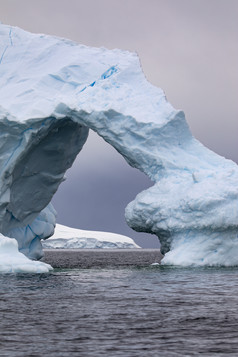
0 234 53 273
42 224 141 249
161 231 238 267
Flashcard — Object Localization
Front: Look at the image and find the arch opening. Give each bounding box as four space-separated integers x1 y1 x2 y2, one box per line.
52 129 160 248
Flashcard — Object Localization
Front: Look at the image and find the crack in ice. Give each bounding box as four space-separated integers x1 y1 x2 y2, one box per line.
0 28 13 65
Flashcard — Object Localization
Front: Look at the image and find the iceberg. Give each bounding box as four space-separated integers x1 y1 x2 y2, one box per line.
0 24 238 266
42 224 140 249
0 234 52 273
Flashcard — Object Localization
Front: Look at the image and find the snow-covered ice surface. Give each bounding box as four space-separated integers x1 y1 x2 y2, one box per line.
0 24 238 266
42 224 140 249
0 234 52 273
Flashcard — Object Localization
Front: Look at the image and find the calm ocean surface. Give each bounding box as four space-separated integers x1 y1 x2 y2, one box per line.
1 249 238 356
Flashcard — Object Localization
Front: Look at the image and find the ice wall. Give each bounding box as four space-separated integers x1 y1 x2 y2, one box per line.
0 24 238 265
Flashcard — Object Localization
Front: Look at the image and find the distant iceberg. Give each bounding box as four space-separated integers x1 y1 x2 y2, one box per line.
42 224 140 249
0 23 238 267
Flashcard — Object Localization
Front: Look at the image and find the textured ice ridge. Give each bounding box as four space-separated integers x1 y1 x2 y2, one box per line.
0 24 238 266
42 224 140 249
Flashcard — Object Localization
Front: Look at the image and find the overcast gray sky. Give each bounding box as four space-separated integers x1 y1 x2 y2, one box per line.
0 0 237 247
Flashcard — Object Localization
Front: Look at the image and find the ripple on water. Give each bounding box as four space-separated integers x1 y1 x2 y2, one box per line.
1 252 238 356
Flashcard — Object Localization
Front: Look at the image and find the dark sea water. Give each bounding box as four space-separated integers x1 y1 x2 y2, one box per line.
1 249 238 356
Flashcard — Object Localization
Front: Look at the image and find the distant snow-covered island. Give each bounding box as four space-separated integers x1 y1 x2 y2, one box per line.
42 224 140 249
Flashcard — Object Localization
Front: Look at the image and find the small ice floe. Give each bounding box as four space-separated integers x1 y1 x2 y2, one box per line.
0 234 53 273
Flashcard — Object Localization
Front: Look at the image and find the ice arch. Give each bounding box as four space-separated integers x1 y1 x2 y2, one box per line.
0 24 238 265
